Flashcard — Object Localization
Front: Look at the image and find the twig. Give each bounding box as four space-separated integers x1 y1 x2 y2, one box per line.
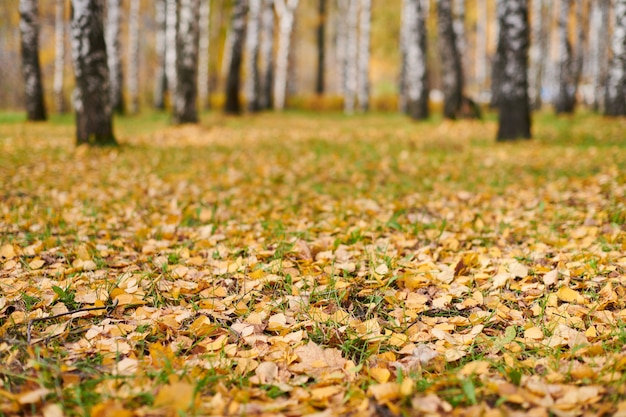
27 299 119 344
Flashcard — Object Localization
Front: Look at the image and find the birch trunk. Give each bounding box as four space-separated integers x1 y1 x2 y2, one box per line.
357 0 371 111
259 0 274 109
605 0 626 116
70 0 116 145
529 0 545 109
402 0 429 120
274 0 299 111
555 0 576 113
343 0 358 114
490 0 506 108
153 0 167 109
165 0 178 101
53 0 66 113
246 0 261 111
438 0 463 119
452 0 466 81
475 0 487 90
127 0 139 114
335 0 348 94
174 0 200 123
224 0 247 114
399 0 408 113
316 0 327 94
19 0 47 121
106 0 124 114
496 0 531 141
198 0 210 110
589 0 610 111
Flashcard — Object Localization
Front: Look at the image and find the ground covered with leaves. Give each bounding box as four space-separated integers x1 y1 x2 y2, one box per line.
1 112 626 416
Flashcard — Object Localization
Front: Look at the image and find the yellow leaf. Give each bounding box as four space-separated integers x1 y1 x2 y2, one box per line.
90 401 133 417
0 244 16 261
524 326 544 340
557 286 586 304
458 360 490 377
29 258 45 270
154 382 195 412
310 385 343 400
370 367 391 383
367 382 401 401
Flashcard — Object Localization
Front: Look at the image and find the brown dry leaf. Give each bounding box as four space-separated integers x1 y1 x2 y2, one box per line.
42 404 65 417
17 388 50 405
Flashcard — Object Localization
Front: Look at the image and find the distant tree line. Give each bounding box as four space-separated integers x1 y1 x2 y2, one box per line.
14 0 626 145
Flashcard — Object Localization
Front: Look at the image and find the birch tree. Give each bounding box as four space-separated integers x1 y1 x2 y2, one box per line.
274 0 299 111
357 0 371 111
174 0 200 123
401 0 429 120
259 0 274 109
335 0 348 94
165 0 178 100
343 0 358 114
105 0 124 114
490 0 506 108
316 0 327 94
438 0 463 119
70 0 116 146
555 0 576 113
19 0 47 121
529 0 546 109
154 0 167 109
127 0 140 114
496 0 531 141
198 0 211 110
245 0 261 111
474 0 487 91
53 0 66 113
588 0 610 111
452 0 466 80
224 0 247 114
606 0 626 116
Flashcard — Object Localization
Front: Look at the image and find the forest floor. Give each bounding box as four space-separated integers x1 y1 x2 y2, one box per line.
1 111 626 416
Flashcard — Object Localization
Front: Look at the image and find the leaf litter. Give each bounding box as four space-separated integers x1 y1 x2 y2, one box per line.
0 113 626 416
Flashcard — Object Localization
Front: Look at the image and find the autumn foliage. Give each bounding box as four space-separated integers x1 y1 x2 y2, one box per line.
1 112 626 416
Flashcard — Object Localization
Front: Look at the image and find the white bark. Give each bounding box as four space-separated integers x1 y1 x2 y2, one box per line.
335 0 348 94
357 0 371 111
606 0 626 115
246 0 261 111
259 0 274 109
529 0 543 108
165 0 178 98
174 0 200 123
70 0 116 145
589 0 610 111
402 0 429 119
19 0 47 120
475 0 487 89
273 0 299 111
127 0 139 114
343 0 358 114
154 0 167 108
106 0 123 113
198 0 211 109
453 0 465 79
54 0 66 113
